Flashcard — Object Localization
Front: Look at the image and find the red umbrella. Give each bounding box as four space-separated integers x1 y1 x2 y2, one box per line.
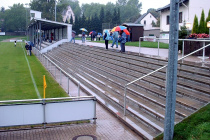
123 29 130 35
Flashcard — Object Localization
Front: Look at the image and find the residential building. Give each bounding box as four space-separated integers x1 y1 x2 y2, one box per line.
157 0 209 38
62 6 75 23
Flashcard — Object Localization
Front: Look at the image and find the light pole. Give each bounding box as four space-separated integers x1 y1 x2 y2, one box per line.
25 3 28 41
55 0 56 21
207 21 210 39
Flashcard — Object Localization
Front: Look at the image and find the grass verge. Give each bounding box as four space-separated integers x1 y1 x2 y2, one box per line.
154 103 210 140
0 42 68 101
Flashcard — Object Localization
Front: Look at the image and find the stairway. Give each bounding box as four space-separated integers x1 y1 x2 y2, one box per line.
45 43 210 139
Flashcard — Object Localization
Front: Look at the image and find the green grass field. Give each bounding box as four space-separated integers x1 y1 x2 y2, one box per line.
154 103 210 140
0 42 68 101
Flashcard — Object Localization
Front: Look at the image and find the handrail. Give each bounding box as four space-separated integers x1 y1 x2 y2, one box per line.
124 43 210 115
139 37 210 62
34 47 81 97
0 96 95 104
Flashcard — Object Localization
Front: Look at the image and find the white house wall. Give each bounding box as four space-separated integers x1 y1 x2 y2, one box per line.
140 13 157 30
160 0 209 33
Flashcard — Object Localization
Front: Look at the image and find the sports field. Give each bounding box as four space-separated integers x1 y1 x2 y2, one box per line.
0 41 68 101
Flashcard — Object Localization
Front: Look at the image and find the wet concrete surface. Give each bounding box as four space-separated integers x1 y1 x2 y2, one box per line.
75 40 210 66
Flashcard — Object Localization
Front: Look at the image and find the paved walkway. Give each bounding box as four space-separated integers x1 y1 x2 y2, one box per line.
75 40 210 64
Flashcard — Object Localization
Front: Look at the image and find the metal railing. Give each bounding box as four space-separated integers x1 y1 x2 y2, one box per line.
33 47 81 97
124 43 210 115
139 37 210 63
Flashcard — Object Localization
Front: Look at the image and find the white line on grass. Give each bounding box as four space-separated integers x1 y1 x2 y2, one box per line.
21 42 41 99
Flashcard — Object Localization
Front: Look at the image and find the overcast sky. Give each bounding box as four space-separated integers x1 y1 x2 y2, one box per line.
1 0 170 13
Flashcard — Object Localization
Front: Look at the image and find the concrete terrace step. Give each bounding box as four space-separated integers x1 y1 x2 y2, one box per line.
48 50 194 117
51 47 206 112
59 45 210 104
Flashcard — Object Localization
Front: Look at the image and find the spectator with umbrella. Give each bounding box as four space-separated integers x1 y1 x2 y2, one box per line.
98 33 102 41
111 26 129 52
104 30 110 50
80 28 88 43
111 31 119 48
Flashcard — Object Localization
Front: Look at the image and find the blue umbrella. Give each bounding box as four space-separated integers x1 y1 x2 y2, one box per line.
98 33 102 36
80 28 88 32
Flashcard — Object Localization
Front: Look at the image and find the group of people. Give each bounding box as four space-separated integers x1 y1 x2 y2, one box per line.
69 28 128 53
25 42 32 56
104 30 127 52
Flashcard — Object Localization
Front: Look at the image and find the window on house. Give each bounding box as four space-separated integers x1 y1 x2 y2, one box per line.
179 12 182 23
144 20 146 25
167 15 170 25
31 13 35 18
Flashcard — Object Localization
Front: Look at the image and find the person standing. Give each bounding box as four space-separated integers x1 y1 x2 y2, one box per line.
111 31 119 48
28 43 32 56
119 30 126 52
70 31 76 43
104 30 110 49
25 43 29 55
14 41 16 47
82 31 86 43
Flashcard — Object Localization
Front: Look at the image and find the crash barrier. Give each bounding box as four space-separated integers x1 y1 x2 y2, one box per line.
139 37 210 63
0 96 96 127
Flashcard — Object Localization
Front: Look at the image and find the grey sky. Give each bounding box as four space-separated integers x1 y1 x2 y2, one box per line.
1 0 170 13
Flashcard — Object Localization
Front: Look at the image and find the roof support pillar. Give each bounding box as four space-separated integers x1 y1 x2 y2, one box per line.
164 0 179 140
39 22 41 50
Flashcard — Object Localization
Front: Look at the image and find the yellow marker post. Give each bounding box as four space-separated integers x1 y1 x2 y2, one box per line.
43 75 47 99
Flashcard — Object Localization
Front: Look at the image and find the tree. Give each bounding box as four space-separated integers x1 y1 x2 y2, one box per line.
105 10 112 24
147 8 159 18
65 19 69 24
192 15 199 34
198 9 206 33
1 7 5 13
206 9 210 34
70 15 73 24
117 0 142 23
3 4 27 32
117 8 121 25
30 0 55 21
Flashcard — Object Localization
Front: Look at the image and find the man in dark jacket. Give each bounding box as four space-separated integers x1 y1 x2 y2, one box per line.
25 43 29 55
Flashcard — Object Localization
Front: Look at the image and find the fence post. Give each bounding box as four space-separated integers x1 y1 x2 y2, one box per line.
47 59 48 69
182 40 185 63
124 85 127 116
60 69 62 85
68 77 70 95
54 65 56 78
93 96 97 124
202 41 205 62
139 37 141 55
158 39 160 56
42 99 46 129
78 83 80 97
